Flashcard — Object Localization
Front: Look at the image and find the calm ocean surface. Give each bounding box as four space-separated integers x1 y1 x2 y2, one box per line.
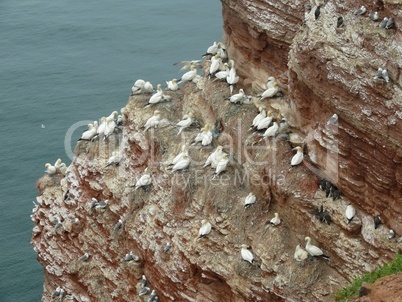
0 1 222 300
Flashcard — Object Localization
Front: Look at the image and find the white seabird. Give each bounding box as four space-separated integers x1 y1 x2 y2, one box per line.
373 67 383 79
45 163 57 175
212 153 229 177
241 244 254 264
166 79 179 91
97 117 107 140
58 163 67 175
172 145 188 165
142 81 154 93
95 199 108 209
106 111 118 121
139 287 150 296
229 89 246 104
176 113 194 135
174 60 202 71
305 237 329 259
148 289 157 302
141 274 147 288
261 121 279 138
294 244 309 263
256 111 274 131
385 18 394 30
291 146 303 166
226 60 239 93
369 12 379 21
201 124 213 146
51 286 61 298
270 212 281 226
203 145 224 168
133 168 152 190
124 251 138 262
172 154 190 171
259 82 279 100
105 151 121 167
327 114 338 125
209 54 221 76
144 110 161 132
244 192 256 208
179 65 197 84
250 107 267 130
147 84 164 105
379 17 389 28
381 69 390 83
198 219 212 238
132 79 145 95
104 116 117 140
214 63 229 80
79 124 97 141
203 41 219 56
389 230 395 240
78 252 90 261
345 204 356 224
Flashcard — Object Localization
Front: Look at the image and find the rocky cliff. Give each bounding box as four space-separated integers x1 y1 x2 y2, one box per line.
32 0 402 301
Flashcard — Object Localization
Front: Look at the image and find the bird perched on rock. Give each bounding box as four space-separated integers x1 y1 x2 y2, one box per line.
270 212 281 226
258 82 279 100
141 274 147 288
327 113 338 125
132 168 152 191
198 219 212 239
346 204 356 224
261 121 279 139
255 110 274 131
337 16 344 28
212 153 229 178
148 289 158 302
166 79 178 91
241 244 254 264
51 286 62 298
314 5 321 20
131 79 145 95
95 199 108 210
385 18 394 29
143 110 161 132
178 65 198 84
291 146 304 166
369 12 379 21
124 251 139 262
147 84 164 106
305 237 329 259
354 5 366 15
45 163 57 175
388 230 395 240
203 145 224 168
249 107 266 131
294 244 309 264
78 123 97 141
381 69 390 83
244 192 256 208
374 215 382 229
176 113 194 135
229 89 246 104
139 287 150 296
78 253 90 261
114 218 124 231
379 17 389 28
105 151 121 168
171 154 190 171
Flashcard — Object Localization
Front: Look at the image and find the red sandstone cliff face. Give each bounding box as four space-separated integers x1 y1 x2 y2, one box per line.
32 1 402 301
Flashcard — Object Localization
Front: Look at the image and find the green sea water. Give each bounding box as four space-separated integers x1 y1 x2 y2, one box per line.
0 1 222 300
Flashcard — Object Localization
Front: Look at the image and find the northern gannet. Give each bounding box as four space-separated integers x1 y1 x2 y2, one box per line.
291 146 303 166
176 113 193 135
143 110 161 132
354 5 366 15
203 145 224 168
131 79 145 95
178 65 197 84
201 124 213 146
124 251 139 262
214 63 229 81
104 116 116 140
379 17 389 28
173 60 202 71
259 82 279 100
78 124 97 141
97 117 107 139
172 154 190 171
244 192 256 208
262 121 279 138
241 244 254 264
381 69 390 82
147 84 164 105
172 145 188 165
132 168 152 190
142 81 154 93
203 41 219 56
294 244 309 263
198 219 212 238
249 107 267 130
209 54 221 76
166 79 178 91
114 218 124 231
385 18 394 29
345 204 356 224
212 153 229 177
106 111 118 121
327 114 338 125
305 237 329 259
369 12 379 21
45 163 57 175
270 212 281 226
78 252 90 261
226 60 239 93
105 151 121 167
229 89 246 104
256 111 273 130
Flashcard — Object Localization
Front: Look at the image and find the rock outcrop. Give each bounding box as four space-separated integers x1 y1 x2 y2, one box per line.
32 1 402 301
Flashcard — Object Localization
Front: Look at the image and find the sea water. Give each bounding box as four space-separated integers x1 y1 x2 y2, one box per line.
0 1 222 300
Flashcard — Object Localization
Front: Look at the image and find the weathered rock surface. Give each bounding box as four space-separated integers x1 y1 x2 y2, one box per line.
32 0 402 301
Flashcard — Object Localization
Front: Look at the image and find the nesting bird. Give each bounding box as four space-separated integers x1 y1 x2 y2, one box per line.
270 212 281 226
131 79 145 95
144 110 161 132
166 79 178 91
291 146 303 166
305 237 329 259
45 163 57 175
172 154 191 171
327 113 338 125
354 6 366 15
147 84 164 105
229 89 246 104
241 244 254 264
176 113 194 135
369 12 379 21
294 244 309 264
212 153 229 178
379 17 389 28
244 192 256 208
179 65 198 84
124 251 139 262
78 253 90 261
78 123 97 141
114 218 124 231
132 168 152 191
198 219 212 239
385 18 394 29
388 230 395 240
105 151 121 168
203 145 224 168
249 107 267 131
345 204 356 224
374 215 382 229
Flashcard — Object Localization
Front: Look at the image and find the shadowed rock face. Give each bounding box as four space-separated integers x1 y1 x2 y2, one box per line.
32 1 402 301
